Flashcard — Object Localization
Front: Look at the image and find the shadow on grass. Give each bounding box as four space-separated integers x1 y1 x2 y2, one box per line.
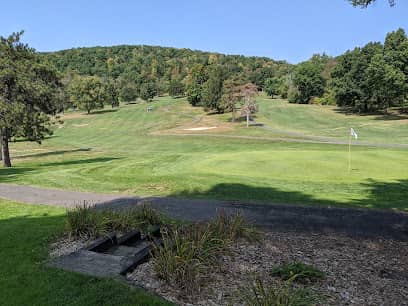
352 179 408 210
0 167 35 180
87 109 119 115
15 148 92 159
171 180 408 211
163 182 408 239
40 157 121 167
0 157 120 183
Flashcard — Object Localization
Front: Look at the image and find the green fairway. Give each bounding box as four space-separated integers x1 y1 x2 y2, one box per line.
0 200 172 306
2 96 408 210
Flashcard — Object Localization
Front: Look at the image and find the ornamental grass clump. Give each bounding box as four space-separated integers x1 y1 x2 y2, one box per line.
153 211 260 295
65 203 164 239
242 277 318 306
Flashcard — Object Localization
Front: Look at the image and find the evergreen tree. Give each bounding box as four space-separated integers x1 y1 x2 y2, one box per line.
201 65 225 112
0 31 63 167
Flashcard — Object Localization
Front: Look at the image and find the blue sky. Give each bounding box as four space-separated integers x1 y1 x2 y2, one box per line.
1 0 408 63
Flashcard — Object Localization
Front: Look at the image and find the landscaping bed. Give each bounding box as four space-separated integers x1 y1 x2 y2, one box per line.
51 205 408 306
127 231 408 305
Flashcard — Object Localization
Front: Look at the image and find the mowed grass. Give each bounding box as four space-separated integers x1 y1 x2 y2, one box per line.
243 96 408 144
2 96 408 210
0 200 172 306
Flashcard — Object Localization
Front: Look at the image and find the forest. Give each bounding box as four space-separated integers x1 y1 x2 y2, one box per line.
41 28 408 115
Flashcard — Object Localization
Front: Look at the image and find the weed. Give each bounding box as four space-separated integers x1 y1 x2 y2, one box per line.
271 262 325 283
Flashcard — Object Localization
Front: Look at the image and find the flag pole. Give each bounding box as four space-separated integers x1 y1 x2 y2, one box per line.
348 131 352 173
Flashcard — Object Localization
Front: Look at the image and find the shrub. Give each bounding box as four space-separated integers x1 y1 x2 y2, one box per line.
271 262 325 283
242 277 317 306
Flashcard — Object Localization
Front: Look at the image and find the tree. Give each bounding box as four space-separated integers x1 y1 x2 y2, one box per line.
68 76 106 114
221 78 243 122
0 31 62 167
350 0 395 7
186 64 207 106
292 60 325 103
140 82 157 102
105 79 119 108
119 82 139 103
363 53 405 111
201 65 225 113
263 77 282 98
169 79 185 97
239 83 259 127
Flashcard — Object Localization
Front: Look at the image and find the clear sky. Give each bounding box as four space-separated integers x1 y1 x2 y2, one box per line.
1 0 408 63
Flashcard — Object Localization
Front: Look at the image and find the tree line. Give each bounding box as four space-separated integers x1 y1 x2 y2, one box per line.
268 28 408 113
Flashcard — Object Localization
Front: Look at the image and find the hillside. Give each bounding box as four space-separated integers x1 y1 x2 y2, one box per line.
41 45 291 88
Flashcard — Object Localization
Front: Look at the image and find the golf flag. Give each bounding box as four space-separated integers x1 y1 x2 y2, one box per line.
350 128 358 139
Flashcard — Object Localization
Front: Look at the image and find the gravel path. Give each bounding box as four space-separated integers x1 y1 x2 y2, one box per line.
0 183 407 240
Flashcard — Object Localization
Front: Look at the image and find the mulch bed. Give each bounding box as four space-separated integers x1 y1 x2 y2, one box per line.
126 230 408 306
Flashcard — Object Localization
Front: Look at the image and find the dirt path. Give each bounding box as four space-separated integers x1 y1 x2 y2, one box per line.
0 183 407 240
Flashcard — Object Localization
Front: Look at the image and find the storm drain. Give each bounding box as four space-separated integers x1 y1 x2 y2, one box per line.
49 228 160 278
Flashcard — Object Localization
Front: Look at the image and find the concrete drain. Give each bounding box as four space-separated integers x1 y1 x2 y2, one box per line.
49 228 160 278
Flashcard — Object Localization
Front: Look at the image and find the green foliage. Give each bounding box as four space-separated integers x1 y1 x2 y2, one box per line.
119 82 139 103
201 65 226 112
168 78 185 97
42 45 291 98
68 75 107 113
153 212 259 294
140 82 158 102
264 77 282 98
331 30 408 113
350 0 395 7
65 204 164 239
105 79 119 108
186 64 208 106
292 56 326 104
271 262 325 283
242 277 318 306
0 31 63 167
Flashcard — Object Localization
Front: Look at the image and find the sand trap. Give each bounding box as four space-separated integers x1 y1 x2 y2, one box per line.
184 126 217 131
72 124 89 127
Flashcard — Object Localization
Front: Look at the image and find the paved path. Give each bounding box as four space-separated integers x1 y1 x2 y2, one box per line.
0 183 407 240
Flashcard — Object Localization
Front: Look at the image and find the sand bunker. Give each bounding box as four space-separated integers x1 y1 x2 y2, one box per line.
72 124 89 127
184 126 217 131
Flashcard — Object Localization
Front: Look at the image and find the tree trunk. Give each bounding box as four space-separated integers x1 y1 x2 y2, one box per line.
2 131 11 167
0 131 2 162
246 113 249 128
232 107 235 122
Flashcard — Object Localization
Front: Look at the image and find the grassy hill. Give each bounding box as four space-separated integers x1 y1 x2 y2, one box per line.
2 96 407 210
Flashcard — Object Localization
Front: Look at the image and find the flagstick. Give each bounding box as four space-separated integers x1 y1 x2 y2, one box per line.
348 133 352 173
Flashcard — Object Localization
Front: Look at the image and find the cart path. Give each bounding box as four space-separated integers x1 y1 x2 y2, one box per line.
0 183 407 240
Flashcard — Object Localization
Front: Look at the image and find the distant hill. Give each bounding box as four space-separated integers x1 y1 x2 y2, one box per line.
41 45 291 88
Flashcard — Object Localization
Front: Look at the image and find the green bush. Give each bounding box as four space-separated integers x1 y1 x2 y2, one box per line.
242 277 317 306
271 262 325 283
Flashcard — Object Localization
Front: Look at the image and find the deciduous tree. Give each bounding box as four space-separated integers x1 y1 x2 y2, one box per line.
68 76 106 114
239 83 259 127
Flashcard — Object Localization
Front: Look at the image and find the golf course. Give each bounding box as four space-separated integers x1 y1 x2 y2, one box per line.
2 95 407 210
